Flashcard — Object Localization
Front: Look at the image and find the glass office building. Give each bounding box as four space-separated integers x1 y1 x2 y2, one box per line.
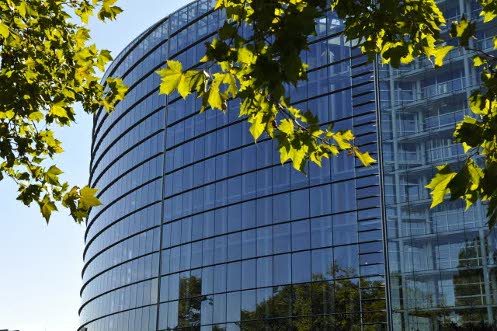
79 0 497 330
380 0 497 329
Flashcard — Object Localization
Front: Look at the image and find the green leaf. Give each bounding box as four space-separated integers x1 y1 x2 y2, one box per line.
39 196 58 223
45 165 63 185
279 119 295 135
223 72 238 98
237 47 257 64
433 45 453 67
79 186 102 210
97 5 123 21
332 130 354 150
215 0 226 10
469 93 489 115
28 111 44 122
426 164 457 208
248 112 265 141
0 22 9 38
208 73 225 110
454 116 483 147
451 18 475 47
354 149 376 167
157 60 183 95
482 10 497 23
50 104 68 118
467 160 483 191
279 137 308 172
474 56 486 67
178 70 204 99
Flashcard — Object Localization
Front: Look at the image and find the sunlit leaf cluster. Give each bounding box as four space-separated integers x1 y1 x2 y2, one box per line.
158 0 497 227
0 0 126 222
158 0 451 175
332 0 452 68
159 0 376 175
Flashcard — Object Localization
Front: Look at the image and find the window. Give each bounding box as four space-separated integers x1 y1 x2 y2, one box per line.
273 223 291 254
242 172 257 200
312 248 333 280
180 244 191 270
192 215 203 240
242 229 256 259
257 168 273 197
171 221 181 246
167 300 179 329
158 303 168 330
214 235 227 264
227 292 241 322
257 197 272 226
334 245 359 278
292 251 311 283
202 267 214 295
201 295 213 325
257 257 273 287
273 193 291 223
170 246 181 273
227 262 241 291
310 185 332 217
257 226 272 256
191 241 202 268
228 149 242 177
273 165 291 193
292 220 310 251
333 212 357 245
169 273 180 301
227 204 242 232
214 264 227 293
242 145 257 171
160 276 169 302
291 189 309 219
202 238 214 266
181 218 192 243
241 290 256 320
242 259 256 289
241 201 256 229
203 211 215 237
311 216 333 248
228 176 242 204
227 232 242 261
273 254 291 285
331 181 356 213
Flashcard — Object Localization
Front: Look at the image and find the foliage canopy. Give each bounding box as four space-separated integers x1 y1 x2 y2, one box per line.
0 0 126 222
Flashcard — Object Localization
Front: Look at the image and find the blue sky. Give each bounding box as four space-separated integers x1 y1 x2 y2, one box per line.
0 1 191 330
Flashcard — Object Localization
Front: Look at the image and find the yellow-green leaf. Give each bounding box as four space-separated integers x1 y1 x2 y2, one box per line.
79 186 102 210
0 22 9 38
208 73 225 110
433 45 453 67
279 119 295 135
28 111 44 122
50 104 68 118
157 60 183 95
248 112 265 141
426 164 457 208
354 150 376 167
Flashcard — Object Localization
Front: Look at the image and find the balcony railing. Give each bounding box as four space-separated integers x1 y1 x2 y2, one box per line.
422 77 465 98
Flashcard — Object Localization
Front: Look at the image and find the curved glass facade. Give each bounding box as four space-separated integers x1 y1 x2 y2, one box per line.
80 0 497 330
81 1 385 330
